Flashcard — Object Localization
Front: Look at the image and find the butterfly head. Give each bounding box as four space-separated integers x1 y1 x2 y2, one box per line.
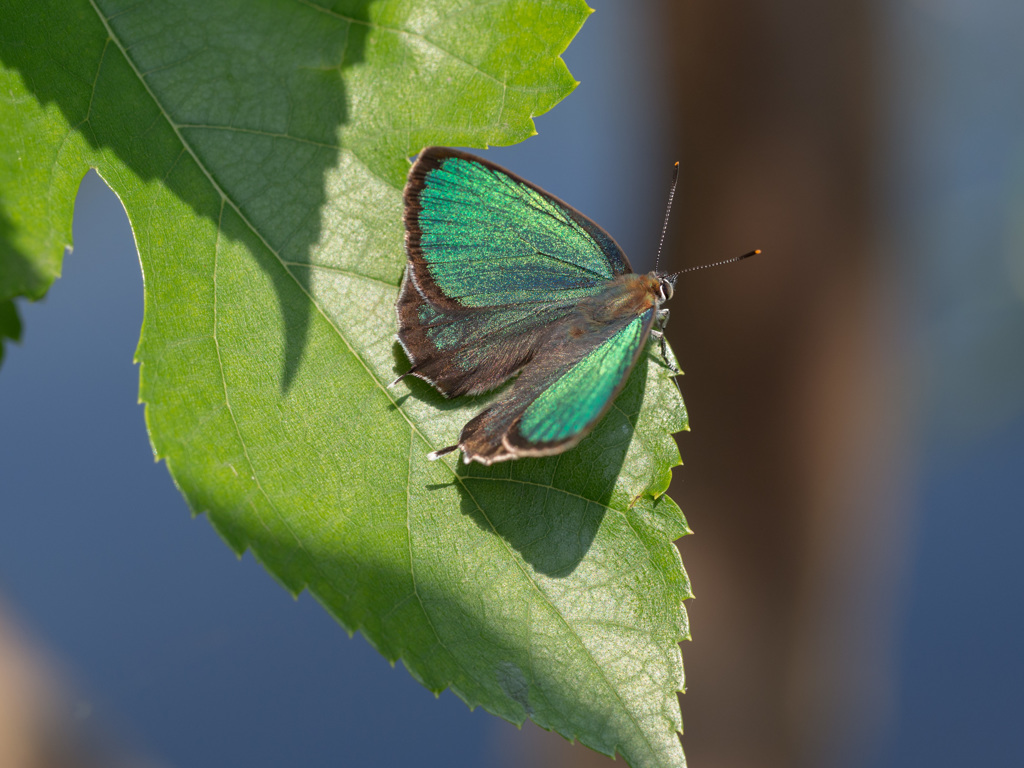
658 274 676 303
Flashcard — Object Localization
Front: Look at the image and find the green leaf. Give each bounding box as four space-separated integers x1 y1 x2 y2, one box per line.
0 1 693 765
0 299 21 365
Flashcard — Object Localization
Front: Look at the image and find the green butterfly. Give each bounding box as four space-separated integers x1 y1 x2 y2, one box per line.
394 147 749 465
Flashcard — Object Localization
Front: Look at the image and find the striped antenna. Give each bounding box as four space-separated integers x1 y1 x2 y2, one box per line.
668 249 761 280
654 161 680 273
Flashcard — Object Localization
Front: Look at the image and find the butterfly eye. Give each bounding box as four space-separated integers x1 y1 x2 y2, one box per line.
659 278 674 302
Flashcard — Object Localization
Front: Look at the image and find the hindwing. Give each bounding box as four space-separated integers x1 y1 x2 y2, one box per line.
455 308 656 464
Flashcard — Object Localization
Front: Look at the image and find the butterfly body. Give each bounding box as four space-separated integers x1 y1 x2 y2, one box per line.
396 147 676 465
574 272 665 327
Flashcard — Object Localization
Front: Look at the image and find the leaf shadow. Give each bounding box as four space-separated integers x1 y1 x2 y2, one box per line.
451 360 649 579
1 0 380 392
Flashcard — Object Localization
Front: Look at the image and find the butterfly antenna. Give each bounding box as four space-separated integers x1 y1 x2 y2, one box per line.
667 249 761 279
654 161 680 274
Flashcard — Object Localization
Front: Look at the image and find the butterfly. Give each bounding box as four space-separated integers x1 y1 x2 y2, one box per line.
394 147 755 465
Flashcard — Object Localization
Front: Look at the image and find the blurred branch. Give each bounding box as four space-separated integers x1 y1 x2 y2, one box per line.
657 1 912 767
0 601 163 768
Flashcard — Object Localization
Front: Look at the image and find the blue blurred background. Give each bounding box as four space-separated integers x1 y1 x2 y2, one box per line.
2 1 1023 767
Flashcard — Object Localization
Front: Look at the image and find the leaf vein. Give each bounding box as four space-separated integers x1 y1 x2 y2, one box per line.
462 475 633 518
177 123 339 150
280 260 398 289
405 430 484 695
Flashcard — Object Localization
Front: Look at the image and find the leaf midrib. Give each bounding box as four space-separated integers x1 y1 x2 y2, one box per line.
87 0 659 756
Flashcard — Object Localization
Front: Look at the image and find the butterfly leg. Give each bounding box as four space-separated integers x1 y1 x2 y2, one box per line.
650 330 675 371
651 308 678 372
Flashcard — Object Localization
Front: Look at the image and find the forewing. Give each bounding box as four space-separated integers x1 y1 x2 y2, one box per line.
458 308 655 464
405 147 632 310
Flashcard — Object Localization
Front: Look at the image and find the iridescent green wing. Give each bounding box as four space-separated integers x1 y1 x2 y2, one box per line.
398 147 634 398
396 277 582 397
456 308 655 464
404 147 632 310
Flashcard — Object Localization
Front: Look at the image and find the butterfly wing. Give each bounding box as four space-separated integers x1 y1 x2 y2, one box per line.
405 147 633 309
453 308 656 464
397 272 578 397
398 147 633 397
